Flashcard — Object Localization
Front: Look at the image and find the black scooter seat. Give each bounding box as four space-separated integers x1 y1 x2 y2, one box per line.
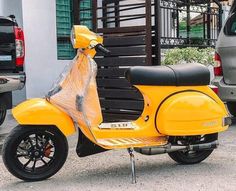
125 63 210 86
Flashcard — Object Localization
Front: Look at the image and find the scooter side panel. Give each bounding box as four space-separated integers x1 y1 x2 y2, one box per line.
156 91 228 136
90 86 228 149
12 98 76 136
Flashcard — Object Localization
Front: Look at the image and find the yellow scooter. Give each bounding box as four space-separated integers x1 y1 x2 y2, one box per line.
2 26 231 183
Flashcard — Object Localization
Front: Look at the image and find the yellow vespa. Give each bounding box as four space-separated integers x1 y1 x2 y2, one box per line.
2 26 231 183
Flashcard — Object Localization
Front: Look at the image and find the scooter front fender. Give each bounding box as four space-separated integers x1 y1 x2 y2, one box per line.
12 98 76 136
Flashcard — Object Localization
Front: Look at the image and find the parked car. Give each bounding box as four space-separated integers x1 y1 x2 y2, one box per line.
0 15 25 125
212 2 236 117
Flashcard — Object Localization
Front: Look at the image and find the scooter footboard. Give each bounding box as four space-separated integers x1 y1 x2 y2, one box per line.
12 98 76 136
156 91 229 136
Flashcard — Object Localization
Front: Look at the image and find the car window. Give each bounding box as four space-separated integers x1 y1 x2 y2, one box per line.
224 13 236 35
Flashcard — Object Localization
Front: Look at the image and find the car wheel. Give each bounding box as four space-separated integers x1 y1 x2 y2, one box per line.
0 109 6 126
227 102 236 117
2 125 68 181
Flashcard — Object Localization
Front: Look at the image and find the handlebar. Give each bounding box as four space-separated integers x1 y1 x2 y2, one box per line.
95 44 111 56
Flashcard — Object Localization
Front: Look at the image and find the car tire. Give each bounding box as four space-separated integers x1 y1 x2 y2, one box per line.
227 102 236 117
0 109 6 126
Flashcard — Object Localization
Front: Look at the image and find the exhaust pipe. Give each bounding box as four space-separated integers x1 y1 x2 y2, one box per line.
134 140 219 155
188 140 219 151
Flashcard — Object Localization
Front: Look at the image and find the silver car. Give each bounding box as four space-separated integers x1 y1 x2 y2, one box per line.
212 2 236 116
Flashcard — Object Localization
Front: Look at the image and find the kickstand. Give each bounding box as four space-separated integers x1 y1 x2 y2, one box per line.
128 148 137 184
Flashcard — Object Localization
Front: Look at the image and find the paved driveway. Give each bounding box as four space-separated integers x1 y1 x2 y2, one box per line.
0 116 236 191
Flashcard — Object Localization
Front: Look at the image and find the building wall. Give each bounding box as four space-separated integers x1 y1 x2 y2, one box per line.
1 0 23 27
21 0 70 98
221 0 233 6
222 5 231 23
0 1 3 14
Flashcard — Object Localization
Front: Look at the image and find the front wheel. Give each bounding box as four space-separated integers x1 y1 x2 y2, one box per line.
168 133 218 165
2 125 68 181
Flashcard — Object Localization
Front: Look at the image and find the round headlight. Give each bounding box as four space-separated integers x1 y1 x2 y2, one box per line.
70 27 76 48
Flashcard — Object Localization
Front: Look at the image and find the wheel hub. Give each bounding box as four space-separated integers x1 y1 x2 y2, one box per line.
29 147 44 159
34 151 40 157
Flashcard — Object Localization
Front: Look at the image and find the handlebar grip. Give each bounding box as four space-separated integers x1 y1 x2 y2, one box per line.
95 44 111 55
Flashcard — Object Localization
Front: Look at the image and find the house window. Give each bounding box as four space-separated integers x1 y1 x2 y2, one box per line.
56 0 75 60
56 0 92 60
80 0 93 29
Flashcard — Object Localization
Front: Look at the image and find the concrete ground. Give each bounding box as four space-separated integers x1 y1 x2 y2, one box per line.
1 115 236 191
0 112 16 152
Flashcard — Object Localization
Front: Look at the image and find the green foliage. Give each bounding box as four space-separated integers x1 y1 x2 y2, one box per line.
179 21 186 30
162 47 216 66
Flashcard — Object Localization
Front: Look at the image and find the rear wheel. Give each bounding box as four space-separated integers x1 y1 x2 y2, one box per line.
2 125 68 181
227 102 236 117
168 133 218 165
0 109 6 126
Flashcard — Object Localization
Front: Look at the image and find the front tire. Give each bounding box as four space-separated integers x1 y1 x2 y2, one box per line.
168 133 218 165
2 125 68 181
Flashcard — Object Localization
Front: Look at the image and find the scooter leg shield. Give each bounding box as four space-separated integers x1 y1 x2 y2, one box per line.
12 98 76 136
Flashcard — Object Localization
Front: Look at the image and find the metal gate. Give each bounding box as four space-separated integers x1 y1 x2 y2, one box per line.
160 0 223 49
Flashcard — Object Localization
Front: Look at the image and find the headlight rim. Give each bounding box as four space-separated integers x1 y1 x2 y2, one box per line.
70 27 76 48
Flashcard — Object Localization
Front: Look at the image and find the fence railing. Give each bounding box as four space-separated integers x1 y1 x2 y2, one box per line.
160 0 222 48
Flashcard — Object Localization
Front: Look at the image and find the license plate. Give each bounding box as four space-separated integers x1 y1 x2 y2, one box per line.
99 122 137 129
0 55 12 61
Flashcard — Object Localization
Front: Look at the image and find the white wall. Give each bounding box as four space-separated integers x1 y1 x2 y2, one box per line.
1 0 23 27
0 0 3 15
222 5 231 23
21 0 70 98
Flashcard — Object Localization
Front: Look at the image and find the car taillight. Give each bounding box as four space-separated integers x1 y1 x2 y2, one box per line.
14 26 25 67
214 52 223 76
209 85 219 95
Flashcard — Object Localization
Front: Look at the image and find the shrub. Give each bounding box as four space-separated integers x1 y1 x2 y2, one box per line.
162 47 216 66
